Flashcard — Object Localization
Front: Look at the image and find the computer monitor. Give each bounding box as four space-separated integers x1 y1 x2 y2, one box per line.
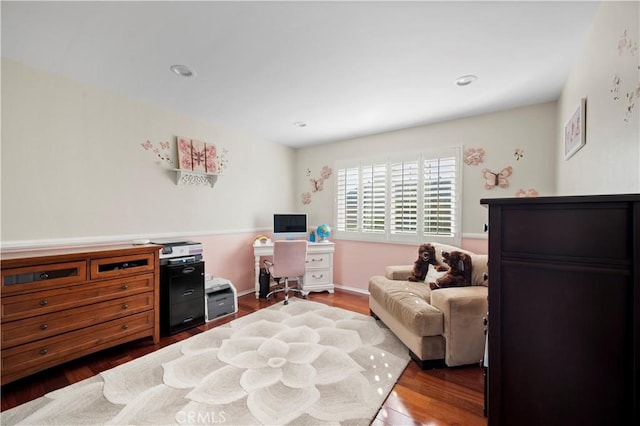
272 213 308 240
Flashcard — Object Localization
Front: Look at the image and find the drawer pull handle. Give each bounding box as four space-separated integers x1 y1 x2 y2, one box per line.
39 273 49 280
39 300 48 307
182 316 195 323
39 349 48 355
183 289 195 296
182 267 196 274
122 304 129 309
122 324 128 330
121 284 129 290
313 274 324 279
40 324 48 331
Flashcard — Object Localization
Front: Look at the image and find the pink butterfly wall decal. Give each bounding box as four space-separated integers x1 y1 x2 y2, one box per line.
310 178 324 192
483 166 513 189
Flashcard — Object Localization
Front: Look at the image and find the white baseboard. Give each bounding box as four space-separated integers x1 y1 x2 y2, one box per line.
333 284 370 295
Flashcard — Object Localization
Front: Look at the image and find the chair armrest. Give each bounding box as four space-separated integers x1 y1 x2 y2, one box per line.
430 286 488 367
384 265 413 280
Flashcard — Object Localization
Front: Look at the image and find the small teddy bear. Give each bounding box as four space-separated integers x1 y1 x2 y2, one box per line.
429 250 472 290
408 243 447 282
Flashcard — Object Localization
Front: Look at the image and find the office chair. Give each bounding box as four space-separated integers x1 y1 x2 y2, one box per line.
264 240 308 305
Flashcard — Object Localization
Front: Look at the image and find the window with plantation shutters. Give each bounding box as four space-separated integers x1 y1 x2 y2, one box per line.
334 147 461 246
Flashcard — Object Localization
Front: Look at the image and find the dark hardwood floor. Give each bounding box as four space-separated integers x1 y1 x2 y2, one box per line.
1 289 487 425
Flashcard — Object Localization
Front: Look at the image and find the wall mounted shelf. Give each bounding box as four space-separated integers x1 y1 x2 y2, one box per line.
172 169 218 187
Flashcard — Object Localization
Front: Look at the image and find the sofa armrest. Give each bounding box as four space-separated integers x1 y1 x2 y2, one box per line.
430 286 488 367
384 265 413 280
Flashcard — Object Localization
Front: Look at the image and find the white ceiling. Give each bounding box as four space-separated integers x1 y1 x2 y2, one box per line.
1 1 601 148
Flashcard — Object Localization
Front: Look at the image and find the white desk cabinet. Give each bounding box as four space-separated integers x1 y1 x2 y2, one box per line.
253 242 335 298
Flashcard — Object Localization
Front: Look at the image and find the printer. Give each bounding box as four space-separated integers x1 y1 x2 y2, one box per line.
204 275 237 321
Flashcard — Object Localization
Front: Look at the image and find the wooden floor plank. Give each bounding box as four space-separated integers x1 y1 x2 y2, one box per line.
1 290 487 426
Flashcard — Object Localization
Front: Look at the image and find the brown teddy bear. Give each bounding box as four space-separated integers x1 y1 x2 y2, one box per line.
429 250 472 290
408 243 447 282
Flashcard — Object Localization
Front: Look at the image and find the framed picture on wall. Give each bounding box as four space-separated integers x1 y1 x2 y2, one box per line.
564 97 587 160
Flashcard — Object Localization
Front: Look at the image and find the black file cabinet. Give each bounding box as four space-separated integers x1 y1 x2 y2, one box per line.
160 261 205 335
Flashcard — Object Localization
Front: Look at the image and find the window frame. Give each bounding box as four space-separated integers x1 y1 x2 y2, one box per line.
333 147 462 246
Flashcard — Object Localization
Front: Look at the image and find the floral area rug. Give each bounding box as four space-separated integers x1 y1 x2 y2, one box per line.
1 299 410 425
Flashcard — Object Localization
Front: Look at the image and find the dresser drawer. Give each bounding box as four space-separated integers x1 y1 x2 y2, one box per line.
500 204 630 261
1 274 155 322
1 311 154 384
306 254 331 269
1 261 87 294
90 253 155 280
305 269 331 285
2 293 153 349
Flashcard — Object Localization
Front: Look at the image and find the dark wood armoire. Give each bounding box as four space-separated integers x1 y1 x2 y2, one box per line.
480 194 639 426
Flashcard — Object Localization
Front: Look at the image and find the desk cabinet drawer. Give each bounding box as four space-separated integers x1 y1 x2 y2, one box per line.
1 274 154 322
305 270 331 286
306 254 331 269
2 311 154 383
1 261 87 294
90 253 155 280
2 292 153 348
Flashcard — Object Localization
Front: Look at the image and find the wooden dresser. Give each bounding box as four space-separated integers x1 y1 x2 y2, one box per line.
480 194 639 426
0 244 161 385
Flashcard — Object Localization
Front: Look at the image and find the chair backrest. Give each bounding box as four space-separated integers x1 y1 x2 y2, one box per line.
271 240 308 278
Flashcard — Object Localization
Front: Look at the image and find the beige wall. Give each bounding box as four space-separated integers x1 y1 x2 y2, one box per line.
1 60 294 246
295 102 558 240
557 0 639 194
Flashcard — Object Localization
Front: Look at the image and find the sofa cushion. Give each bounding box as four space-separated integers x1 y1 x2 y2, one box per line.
385 265 413 281
424 263 447 284
369 275 443 337
470 254 489 287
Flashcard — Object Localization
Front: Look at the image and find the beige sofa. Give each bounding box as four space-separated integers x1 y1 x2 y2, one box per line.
369 243 488 368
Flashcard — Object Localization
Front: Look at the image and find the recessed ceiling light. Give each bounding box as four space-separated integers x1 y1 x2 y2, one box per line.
455 75 478 86
293 121 307 128
170 64 195 77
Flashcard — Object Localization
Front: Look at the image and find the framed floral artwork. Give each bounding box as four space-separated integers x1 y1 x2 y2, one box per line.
564 98 586 160
177 136 193 170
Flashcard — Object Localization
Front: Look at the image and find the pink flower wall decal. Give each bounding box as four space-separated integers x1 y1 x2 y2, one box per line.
515 188 539 197
464 147 485 165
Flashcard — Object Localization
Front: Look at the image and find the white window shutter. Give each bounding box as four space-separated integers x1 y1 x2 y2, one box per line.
390 160 419 236
336 167 359 232
361 163 386 233
423 156 458 241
